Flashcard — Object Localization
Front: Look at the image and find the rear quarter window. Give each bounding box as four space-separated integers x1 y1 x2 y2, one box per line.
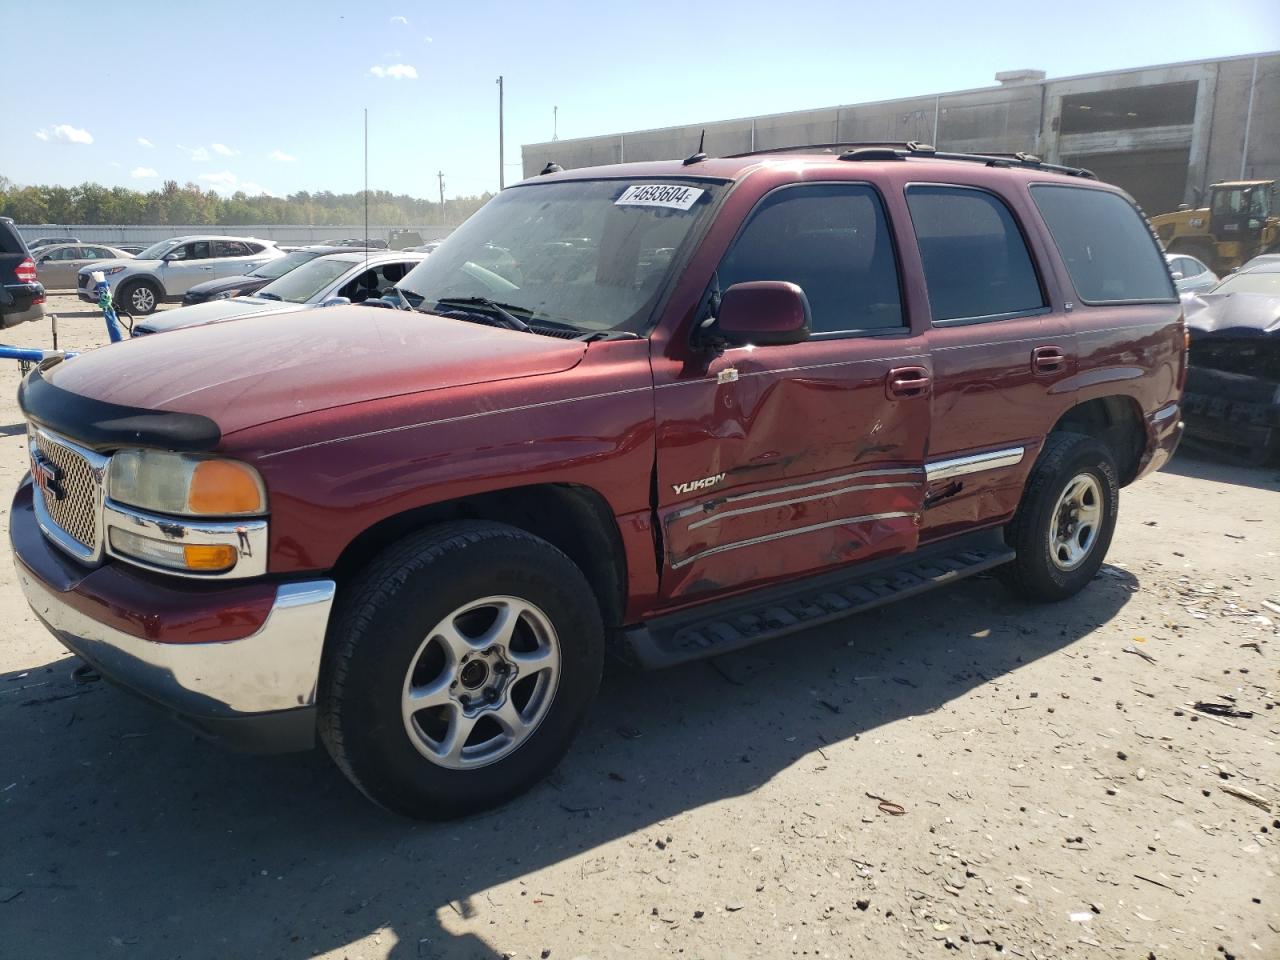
1030 185 1176 304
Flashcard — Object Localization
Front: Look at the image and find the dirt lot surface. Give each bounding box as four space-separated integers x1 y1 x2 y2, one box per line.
1 295 1277 960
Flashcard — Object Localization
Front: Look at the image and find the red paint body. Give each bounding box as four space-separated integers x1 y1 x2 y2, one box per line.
36 154 1184 638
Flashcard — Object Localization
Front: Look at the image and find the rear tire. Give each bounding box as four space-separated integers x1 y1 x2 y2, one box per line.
319 521 605 819
1000 432 1119 603
118 279 159 315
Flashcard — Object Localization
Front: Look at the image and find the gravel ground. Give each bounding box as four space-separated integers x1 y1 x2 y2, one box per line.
0 294 1277 960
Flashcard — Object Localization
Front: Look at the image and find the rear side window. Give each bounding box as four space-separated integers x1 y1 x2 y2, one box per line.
1030 185 1176 303
717 183 904 335
0 222 26 255
906 185 1045 324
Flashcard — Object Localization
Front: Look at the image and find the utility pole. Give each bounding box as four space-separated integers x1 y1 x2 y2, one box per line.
553 105 558 141
496 75 505 190
437 170 445 215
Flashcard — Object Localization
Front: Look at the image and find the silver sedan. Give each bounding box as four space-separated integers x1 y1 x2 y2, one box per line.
32 243 133 290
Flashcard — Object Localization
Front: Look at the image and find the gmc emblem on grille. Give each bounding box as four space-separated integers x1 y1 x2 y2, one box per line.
31 451 66 501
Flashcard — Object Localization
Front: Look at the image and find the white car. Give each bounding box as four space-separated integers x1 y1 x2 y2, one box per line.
132 251 426 335
77 235 284 315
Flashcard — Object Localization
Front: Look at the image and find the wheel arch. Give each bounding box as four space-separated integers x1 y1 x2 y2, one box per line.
330 482 629 629
1048 395 1145 486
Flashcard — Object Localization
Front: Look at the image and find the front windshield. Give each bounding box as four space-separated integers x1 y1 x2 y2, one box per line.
136 240 175 260
255 257 353 303
397 179 720 333
1213 271 1280 296
251 249 318 280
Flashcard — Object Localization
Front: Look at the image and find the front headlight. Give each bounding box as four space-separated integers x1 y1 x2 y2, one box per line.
213 289 239 300
102 265 127 276
107 450 267 517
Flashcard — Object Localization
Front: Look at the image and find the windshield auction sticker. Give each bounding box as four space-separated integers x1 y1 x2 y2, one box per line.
615 184 705 211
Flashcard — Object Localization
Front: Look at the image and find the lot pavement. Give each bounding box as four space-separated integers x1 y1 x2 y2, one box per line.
0 294 1277 960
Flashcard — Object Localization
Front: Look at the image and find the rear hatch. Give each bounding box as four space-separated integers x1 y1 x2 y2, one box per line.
0 219 43 318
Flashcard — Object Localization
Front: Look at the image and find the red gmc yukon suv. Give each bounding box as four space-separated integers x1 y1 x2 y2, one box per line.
11 144 1184 818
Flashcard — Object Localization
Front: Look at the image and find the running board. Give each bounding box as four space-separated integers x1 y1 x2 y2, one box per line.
621 531 1014 670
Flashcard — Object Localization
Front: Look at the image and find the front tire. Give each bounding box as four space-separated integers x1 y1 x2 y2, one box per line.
118 279 160 315
318 521 605 819
1000 432 1119 603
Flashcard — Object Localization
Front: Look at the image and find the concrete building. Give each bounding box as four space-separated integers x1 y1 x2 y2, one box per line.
522 52 1278 217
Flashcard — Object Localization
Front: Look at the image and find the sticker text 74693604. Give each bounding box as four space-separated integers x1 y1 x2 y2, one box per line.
615 184 705 211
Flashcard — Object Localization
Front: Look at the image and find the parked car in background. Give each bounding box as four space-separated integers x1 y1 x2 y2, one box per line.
389 229 424 250
1182 259 1280 463
114 243 147 255
135 250 426 334
26 236 79 251
31 243 134 290
326 237 388 249
182 245 381 304
76 235 283 315
409 240 443 254
13 148 1185 818
0 217 44 328
1166 253 1217 294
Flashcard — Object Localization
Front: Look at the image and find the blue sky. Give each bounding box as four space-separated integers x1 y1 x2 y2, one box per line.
5 0 1278 200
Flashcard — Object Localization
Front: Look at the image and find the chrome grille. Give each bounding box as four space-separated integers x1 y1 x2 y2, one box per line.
32 431 101 552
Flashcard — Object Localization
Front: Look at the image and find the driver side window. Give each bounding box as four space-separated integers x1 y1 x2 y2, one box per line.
717 182 905 336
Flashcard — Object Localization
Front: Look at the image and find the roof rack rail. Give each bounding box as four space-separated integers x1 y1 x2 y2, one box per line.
837 143 1096 179
724 141 917 159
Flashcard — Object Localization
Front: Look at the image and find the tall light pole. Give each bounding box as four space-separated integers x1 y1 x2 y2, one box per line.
496 75 505 190
437 170 445 217
553 105 559 141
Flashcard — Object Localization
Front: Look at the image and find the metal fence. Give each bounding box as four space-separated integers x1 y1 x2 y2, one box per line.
15 223 454 246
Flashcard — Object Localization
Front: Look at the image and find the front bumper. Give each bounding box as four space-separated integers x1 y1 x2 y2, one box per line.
12 480 336 752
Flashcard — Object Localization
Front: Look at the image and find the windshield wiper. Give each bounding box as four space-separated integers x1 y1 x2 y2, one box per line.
433 296 531 332
255 292 283 301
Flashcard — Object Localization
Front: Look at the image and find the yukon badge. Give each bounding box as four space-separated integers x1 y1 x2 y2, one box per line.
672 473 726 496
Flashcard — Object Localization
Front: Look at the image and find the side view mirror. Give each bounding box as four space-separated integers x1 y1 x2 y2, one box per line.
1170 271 1184 280
162 252 178 262
321 296 352 308
714 280 811 347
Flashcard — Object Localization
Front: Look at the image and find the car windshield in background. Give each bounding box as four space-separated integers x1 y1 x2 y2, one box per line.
255 257 352 303
251 249 318 280
135 240 174 260
396 179 720 334
1213 271 1280 296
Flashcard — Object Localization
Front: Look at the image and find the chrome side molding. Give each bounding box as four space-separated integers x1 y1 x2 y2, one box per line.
925 446 1025 483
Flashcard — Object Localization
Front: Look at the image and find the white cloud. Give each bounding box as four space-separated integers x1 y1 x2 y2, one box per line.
199 170 239 187
212 142 239 157
35 124 94 144
178 144 211 162
137 137 154 148
131 167 159 179
423 35 433 43
197 171 273 196
390 15 408 24
268 149 297 162
369 63 417 80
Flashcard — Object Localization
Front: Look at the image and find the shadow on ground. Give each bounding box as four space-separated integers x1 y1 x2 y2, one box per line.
0 568 1136 958
1164 445 1280 491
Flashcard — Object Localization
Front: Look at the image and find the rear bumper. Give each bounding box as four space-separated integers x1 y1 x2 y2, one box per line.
1135 400 1183 480
11 480 336 752
1 281 45 327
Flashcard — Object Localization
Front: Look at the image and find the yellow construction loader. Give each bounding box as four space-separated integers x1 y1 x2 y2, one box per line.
1151 180 1278 273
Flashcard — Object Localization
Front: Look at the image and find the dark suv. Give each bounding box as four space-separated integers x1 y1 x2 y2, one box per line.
0 217 45 328
12 143 1184 819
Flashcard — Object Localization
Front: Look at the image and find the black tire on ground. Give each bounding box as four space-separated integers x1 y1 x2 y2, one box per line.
999 432 1120 603
118 279 160 315
318 520 605 820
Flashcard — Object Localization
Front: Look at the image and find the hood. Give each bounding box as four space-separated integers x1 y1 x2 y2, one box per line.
40 305 588 436
184 273 261 296
1183 291 1280 340
79 258 152 275
135 296 299 334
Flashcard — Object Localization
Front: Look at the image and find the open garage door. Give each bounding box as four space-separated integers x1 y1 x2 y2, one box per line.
1061 148 1192 217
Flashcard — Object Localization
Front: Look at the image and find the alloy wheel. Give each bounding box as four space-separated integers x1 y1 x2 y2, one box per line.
1048 473 1102 571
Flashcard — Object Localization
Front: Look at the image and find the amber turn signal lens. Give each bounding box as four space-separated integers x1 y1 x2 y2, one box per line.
188 460 266 515
182 544 239 571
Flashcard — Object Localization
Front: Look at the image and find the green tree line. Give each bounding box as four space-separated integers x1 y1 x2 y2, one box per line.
0 175 491 226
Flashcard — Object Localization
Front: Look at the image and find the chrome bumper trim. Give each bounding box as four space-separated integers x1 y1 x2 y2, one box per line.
925 446 1025 483
17 568 336 718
